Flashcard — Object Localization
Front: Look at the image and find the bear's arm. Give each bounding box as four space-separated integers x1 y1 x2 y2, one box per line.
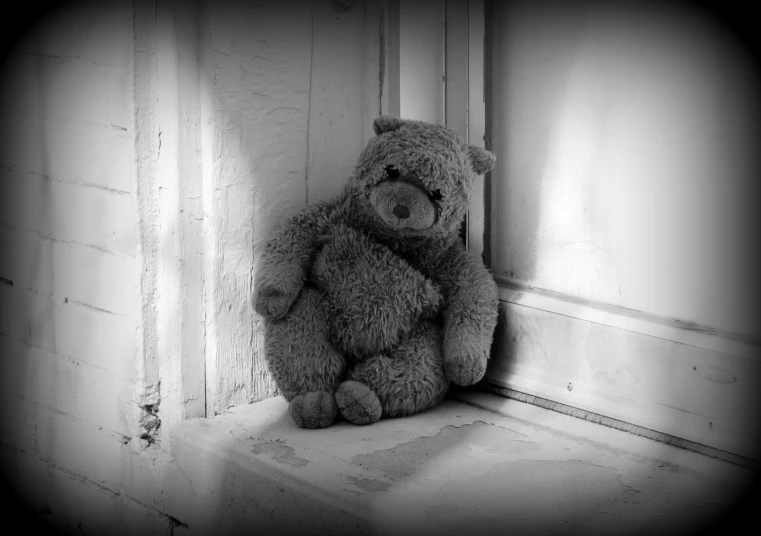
253 199 337 321
431 241 499 386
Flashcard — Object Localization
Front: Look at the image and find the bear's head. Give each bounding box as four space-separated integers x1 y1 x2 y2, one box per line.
351 115 496 238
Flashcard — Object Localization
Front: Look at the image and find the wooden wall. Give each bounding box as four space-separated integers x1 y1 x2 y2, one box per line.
133 0 386 430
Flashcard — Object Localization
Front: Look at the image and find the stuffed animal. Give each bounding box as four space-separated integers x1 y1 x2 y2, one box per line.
253 115 498 429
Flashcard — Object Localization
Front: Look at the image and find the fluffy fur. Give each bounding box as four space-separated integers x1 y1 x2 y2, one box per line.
254 116 499 429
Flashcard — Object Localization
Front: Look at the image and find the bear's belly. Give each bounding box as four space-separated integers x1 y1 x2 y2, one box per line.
308 225 442 357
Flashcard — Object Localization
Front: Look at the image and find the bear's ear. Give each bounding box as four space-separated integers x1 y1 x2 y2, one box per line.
373 115 406 136
467 145 496 175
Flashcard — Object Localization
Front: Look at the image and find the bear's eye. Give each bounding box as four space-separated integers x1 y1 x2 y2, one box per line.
385 165 400 179
429 189 443 202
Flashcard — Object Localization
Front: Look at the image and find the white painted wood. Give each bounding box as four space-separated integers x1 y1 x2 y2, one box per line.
444 0 468 139
132 0 162 419
201 0 316 415
398 0 445 123
198 1 218 421
151 1 207 429
498 283 761 362
363 0 386 140
132 0 386 422
385 0 400 117
215 0 292 411
153 1 185 429
466 0 486 258
308 2 369 202
487 292 761 459
174 3 207 422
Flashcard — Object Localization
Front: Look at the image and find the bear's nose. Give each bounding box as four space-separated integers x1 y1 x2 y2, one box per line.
393 205 410 219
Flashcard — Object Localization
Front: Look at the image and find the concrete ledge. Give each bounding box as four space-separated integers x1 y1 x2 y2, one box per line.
168 392 757 536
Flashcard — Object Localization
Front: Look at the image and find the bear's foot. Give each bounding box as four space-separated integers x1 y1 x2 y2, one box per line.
335 381 382 425
288 391 339 429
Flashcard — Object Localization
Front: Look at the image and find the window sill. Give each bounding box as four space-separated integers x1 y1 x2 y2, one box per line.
165 388 755 536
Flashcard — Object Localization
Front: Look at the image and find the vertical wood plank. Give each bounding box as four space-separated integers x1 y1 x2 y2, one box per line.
203 0 313 415
399 0 445 123
198 0 218 418
132 0 161 416
386 0 401 117
307 0 369 203
154 0 184 427
146 0 208 433
174 3 206 420
444 0 469 139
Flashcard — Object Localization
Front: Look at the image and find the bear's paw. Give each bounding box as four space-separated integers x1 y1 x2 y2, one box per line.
335 381 382 425
288 391 339 429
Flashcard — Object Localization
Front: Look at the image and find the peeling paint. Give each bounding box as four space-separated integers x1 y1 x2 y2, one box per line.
346 476 390 493
251 440 309 468
352 422 536 481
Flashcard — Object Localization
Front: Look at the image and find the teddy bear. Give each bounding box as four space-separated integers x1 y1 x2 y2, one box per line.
253 115 499 429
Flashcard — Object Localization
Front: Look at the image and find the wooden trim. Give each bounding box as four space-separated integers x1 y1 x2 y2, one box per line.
134 1 207 430
481 0 494 269
451 386 759 469
364 0 386 139
496 278 761 360
486 284 761 460
465 0 487 258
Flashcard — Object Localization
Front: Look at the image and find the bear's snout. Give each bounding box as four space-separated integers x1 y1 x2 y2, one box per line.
369 180 437 231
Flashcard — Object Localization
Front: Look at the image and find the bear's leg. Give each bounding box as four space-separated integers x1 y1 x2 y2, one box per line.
263 285 346 428
338 321 449 423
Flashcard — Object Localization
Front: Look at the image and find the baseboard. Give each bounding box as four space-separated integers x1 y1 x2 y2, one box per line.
485 281 761 461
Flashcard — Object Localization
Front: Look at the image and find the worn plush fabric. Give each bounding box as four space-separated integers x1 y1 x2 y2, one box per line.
254 116 499 429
